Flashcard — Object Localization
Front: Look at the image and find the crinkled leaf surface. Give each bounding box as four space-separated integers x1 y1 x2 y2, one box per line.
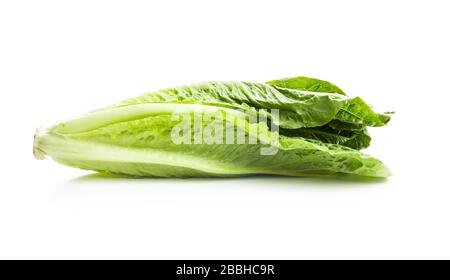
267 76 346 95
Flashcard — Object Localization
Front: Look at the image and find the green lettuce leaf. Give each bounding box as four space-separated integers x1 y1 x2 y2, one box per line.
280 125 372 150
119 81 347 129
335 97 393 127
34 78 392 178
266 76 346 95
118 81 388 130
35 104 390 177
267 77 392 128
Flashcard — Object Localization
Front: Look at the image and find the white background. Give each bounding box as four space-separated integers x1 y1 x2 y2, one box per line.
1 0 449 260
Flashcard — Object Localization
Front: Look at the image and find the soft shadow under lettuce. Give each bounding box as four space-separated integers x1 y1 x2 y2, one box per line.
66 172 388 189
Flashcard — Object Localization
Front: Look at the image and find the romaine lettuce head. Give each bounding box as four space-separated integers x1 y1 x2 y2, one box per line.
34 77 392 178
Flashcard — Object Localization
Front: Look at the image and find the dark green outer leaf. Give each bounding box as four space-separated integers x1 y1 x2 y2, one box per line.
266 76 346 95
